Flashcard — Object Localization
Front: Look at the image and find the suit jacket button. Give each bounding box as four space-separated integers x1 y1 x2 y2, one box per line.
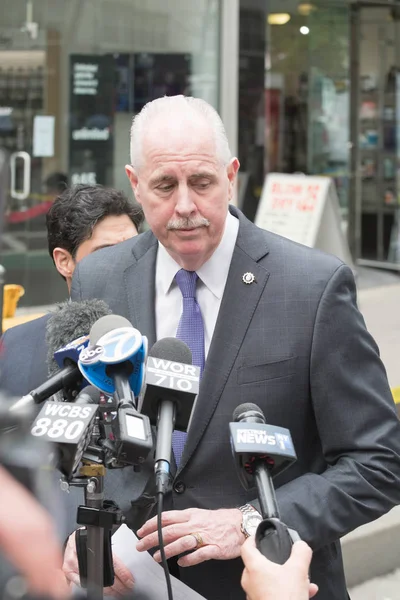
174 481 186 494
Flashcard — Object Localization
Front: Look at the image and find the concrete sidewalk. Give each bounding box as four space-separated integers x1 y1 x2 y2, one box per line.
356 268 400 392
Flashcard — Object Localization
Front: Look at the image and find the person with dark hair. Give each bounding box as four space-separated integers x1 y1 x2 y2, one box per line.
46 184 143 291
0 184 143 391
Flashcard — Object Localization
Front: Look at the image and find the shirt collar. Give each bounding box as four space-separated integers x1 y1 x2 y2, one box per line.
156 210 239 298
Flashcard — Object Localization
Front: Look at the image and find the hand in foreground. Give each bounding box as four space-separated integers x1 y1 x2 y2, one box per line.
0 466 69 599
241 537 319 600
62 530 134 597
136 507 245 567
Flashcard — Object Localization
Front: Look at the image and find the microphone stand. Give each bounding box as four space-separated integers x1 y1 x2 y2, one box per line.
85 469 104 600
68 459 124 600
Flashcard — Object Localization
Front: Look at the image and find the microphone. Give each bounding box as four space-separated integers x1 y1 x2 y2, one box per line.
79 315 152 467
47 299 112 377
78 314 147 400
140 338 200 494
230 402 299 564
9 300 111 413
30 385 101 479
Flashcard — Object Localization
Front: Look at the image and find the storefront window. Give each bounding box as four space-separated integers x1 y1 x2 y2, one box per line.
0 0 221 306
264 2 350 209
355 5 400 265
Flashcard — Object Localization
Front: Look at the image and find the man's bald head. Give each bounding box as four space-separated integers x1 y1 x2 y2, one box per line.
129 95 232 170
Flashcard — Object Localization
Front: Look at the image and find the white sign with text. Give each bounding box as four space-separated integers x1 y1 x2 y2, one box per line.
255 173 353 267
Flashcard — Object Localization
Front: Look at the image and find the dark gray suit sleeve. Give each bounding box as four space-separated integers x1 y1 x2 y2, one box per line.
268 264 400 549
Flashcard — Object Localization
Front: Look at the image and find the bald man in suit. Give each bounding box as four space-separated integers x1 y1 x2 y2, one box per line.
67 95 400 600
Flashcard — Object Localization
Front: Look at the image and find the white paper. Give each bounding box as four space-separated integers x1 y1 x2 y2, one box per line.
33 115 55 157
72 525 206 599
111 525 206 599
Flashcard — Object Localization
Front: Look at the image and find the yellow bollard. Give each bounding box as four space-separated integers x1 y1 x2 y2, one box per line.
3 284 25 319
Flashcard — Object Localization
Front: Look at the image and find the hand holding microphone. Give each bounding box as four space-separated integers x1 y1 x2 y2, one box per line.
241 536 318 600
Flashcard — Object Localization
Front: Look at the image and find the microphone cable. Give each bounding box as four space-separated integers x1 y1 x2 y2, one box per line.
156 490 173 600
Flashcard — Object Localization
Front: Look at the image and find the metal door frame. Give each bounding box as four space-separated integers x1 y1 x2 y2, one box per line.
349 0 400 270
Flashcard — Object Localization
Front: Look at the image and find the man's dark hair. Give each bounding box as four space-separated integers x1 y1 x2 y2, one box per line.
45 172 69 194
46 184 144 262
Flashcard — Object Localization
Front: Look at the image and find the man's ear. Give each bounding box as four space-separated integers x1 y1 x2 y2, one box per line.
227 158 240 201
52 248 75 280
125 165 141 204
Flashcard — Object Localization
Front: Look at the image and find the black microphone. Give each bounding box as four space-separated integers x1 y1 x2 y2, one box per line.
30 385 101 479
230 402 299 564
10 300 111 413
140 338 200 494
231 402 296 518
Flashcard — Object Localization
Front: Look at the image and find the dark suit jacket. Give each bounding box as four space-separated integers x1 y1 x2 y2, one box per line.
0 314 51 397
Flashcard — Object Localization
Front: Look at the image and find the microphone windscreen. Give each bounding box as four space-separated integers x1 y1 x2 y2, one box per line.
74 384 102 405
232 402 265 423
46 299 111 375
149 337 192 364
89 314 133 345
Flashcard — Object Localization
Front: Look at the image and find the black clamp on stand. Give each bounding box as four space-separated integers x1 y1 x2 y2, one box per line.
73 463 124 599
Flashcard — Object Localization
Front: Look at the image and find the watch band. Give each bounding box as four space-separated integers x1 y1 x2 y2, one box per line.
238 504 261 538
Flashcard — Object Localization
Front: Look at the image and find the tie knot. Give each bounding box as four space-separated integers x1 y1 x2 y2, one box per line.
175 269 198 298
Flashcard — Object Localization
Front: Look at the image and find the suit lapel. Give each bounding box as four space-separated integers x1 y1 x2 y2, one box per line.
123 231 158 349
178 208 270 472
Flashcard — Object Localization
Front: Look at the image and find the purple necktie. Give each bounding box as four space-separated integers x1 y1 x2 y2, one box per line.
172 269 205 467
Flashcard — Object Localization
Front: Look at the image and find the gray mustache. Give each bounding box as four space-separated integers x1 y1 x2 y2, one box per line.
167 217 210 230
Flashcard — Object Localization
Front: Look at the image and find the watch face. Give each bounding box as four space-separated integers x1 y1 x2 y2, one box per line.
245 515 262 536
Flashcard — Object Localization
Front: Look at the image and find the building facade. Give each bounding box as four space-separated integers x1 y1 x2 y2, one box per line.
239 0 400 270
1 0 400 307
0 0 237 306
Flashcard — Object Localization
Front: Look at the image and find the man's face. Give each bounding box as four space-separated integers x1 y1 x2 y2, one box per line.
126 114 239 271
54 214 137 291
75 214 137 262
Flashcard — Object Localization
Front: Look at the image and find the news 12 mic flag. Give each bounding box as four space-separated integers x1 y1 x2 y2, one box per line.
229 422 296 490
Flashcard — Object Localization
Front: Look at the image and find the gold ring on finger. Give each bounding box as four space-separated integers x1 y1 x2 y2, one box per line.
189 532 204 549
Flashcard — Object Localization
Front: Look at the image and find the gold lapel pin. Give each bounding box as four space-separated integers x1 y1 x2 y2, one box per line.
242 272 256 285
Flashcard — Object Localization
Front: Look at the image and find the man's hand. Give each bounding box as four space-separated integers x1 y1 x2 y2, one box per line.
62 531 134 597
241 537 319 600
136 507 244 567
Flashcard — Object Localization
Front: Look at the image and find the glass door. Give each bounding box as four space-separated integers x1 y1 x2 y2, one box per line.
0 1 64 306
353 4 400 268
0 0 222 307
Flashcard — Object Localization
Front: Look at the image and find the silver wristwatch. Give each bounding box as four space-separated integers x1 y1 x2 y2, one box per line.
239 504 262 538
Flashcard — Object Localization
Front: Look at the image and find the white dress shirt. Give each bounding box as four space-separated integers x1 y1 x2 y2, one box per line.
155 211 239 358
